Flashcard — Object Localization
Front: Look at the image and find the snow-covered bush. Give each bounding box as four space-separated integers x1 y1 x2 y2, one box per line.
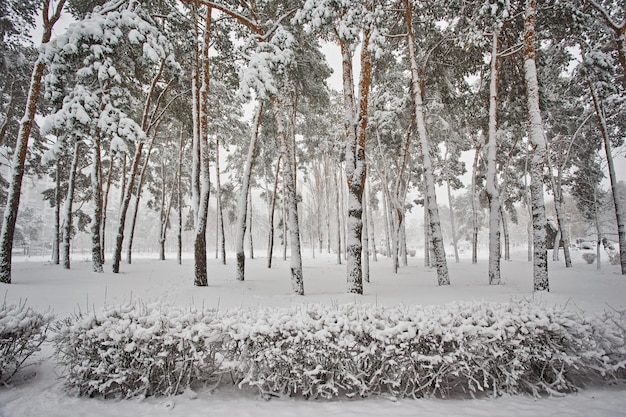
52 303 224 398
221 302 626 399
582 253 597 264
0 301 54 384
52 301 626 400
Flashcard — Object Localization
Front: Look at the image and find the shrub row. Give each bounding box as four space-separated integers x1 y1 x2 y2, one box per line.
51 301 626 399
0 301 54 384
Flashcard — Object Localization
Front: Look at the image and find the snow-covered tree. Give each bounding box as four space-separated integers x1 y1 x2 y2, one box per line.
0 0 66 284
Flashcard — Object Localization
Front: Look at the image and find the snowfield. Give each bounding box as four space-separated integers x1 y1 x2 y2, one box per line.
1 249 625 417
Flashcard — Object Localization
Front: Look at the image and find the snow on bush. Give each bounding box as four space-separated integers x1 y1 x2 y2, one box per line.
222 303 626 399
52 303 224 398
52 301 626 399
0 301 54 384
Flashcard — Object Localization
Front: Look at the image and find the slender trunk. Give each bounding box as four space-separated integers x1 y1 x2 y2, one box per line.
324 156 332 253
158 160 167 261
100 153 115 262
546 141 573 267
0 0 66 283
471 140 481 264
367 183 378 262
215 134 226 264
235 104 263 281
405 0 449 285
272 96 304 295
362 178 370 283
248 193 254 259
177 129 184 265
486 31 501 284
382 185 392 260
424 202 430 267
524 0 549 291
52 160 61 264
553 228 561 261
335 165 342 265
500 205 510 261
594 188 602 270
193 6 212 287
112 141 144 273
267 157 281 268
62 141 81 269
400 220 408 266
446 173 460 264
589 81 626 274
282 170 288 261
90 134 104 273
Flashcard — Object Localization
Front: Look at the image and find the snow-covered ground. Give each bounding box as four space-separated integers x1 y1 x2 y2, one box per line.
1 249 625 417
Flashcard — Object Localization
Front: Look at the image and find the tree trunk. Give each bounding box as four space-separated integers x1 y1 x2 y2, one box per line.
0 1 66 283
90 134 104 273
486 31 501 284
177 130 184 266
405 0 449 285
100 152 115 262
236 104 263 281
367 183 378 262
248 193 254 259
335 165 342 265
112 141 144 273
267 157 281 268
338 25 371 294
446 172 460 264
362 178 370 283
589 79 626 275
523 0 549 291
62 141 80 269
52 160 61 265
191 5 211 287
500 205 510 261
546 141 573 267
272 96 304 295
471 140 482 265
215 134 226 264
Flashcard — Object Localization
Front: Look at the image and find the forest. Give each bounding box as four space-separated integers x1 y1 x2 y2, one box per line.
0 0 625 295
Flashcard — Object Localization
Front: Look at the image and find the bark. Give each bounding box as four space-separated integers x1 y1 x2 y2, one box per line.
215 134 226 264
589 80 626 275
368 184 378 262
267 157 281 268
272 96 303 295
486 31 501 285
248 194 254 259
471 140 482 265
100 151 116 262
52 160 61 265
177 129 184 265
362 178 370 283
0 0 66 283
335 165 342 265
61 141 80 269
339 19 372 294
523 0 549 291
405 0 449 285
236 103 263 281
90 134 104 273
191 5 211 287
112 141 144 273
500 206 510 261
445 157 459 264
546 141 572 267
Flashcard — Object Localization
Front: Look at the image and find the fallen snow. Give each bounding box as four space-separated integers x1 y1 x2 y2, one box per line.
1 249 625 416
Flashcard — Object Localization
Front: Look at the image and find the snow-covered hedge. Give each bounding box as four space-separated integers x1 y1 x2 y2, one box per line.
52 301 626 399
52 304 223 398
0 301 54 384
222 303 626 399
